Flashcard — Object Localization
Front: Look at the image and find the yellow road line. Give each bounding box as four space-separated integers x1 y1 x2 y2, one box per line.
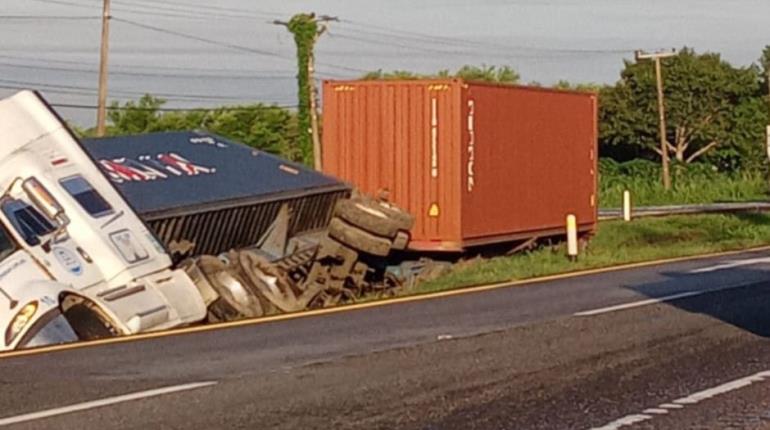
3 245 770 360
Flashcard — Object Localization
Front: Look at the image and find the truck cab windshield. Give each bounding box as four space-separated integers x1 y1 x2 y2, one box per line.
0 223 17 262
1 199 55 246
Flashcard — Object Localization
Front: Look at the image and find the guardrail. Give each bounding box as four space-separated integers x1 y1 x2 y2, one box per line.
598 202 770 221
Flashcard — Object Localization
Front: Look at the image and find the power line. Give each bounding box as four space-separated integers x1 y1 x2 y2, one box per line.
0 15 98 20
0 54 296 75
113 17 367 73
328 30 456 55
0 78 281 102
111 0 277 21
121 0 281 19
112 17 290 60
0 60 312 80
339 19 634 55
50 103 298 111
27 0 95 9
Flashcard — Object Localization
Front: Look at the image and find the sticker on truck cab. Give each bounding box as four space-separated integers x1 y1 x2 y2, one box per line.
53 247 82 276
109 229 149 264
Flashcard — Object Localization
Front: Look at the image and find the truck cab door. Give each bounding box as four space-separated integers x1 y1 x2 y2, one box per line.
0 197 104 289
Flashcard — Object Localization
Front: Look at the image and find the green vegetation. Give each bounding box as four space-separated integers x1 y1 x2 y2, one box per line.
284 13 320 166
418 213 770 293
363 64 520 84
600 48 769 171
75 95 302 161
599 159 768 207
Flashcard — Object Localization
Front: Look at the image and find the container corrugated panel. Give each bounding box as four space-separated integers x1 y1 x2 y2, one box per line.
322 79 597 252
460 83 597 246
323 80 463 246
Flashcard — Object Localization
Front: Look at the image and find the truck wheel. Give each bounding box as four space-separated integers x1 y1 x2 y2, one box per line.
334 198 402 239
196 255 265 321
60 295 119 340
237 251 305 313
328 217 392 257
372 199 415 231
391 230 411 251
62 304 116 340
350 191 415 230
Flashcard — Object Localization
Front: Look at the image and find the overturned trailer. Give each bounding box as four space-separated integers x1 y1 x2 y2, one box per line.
81 132 351 259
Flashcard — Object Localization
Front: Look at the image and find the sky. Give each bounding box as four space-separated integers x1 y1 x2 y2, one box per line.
1 0 769 126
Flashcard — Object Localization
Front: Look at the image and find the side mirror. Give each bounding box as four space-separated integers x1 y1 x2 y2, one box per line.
22 178 64 222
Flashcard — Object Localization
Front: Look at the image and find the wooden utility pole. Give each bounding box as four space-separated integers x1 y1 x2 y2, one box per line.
636 49 677 190
274 14 337 170
96 0 111 137
307 26 327 171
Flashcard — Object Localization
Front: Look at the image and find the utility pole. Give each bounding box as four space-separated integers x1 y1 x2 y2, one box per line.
636 49 677 190
274 13 337 170
96 0 111 137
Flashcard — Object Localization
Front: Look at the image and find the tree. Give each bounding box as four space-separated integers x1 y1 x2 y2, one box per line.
450 65 519 84
95 95 301 160
362 70 421 80
600 48 766 170
553 80 603 93
760 45 770 98
362 64 520 84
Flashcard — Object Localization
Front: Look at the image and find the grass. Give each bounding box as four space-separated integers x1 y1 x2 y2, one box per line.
600 173 768 208
598 159 768 208
417 213 770 294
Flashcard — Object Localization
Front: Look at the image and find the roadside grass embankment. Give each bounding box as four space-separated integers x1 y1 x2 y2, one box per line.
598 159 767 207
417 212 770 293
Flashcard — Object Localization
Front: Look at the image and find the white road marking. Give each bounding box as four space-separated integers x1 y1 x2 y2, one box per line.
0 381 217 427
574 292 701 316
574 281 758 317
589 371 770 430
688 256 770 274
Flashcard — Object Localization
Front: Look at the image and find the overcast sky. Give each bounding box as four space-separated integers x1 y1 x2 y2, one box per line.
2 0 769 125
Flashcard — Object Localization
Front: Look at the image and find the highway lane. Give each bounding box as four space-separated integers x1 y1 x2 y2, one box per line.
3 249 770 428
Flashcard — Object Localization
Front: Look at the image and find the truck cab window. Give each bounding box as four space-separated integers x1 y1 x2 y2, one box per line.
1 199 55 246
0 223 17 262
60 175 113 218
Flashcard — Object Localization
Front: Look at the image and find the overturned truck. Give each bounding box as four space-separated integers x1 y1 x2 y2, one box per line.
0 91 412 351
81 131 414 319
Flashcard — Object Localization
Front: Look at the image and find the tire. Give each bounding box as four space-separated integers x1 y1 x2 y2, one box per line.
372 199 415 231
391 230 410 251
237 251 305 313
62 303 116 340
328 217 392 257
334 198 402 239
196 255 265 320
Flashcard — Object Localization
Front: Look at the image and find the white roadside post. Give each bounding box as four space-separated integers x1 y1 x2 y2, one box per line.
623 190 632 222
566 214 578 262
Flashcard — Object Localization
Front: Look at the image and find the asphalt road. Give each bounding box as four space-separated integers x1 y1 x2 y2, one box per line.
4 250 770 429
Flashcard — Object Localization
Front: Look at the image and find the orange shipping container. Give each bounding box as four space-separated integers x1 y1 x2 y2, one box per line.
322 79 598 252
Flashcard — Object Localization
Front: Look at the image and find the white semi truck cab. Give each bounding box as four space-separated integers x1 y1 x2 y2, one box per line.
0 91 206 351
0 90 416 352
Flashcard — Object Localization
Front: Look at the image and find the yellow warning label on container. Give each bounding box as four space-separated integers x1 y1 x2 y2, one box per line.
427 84 450 92
429 203 440 217
333 85 356 92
